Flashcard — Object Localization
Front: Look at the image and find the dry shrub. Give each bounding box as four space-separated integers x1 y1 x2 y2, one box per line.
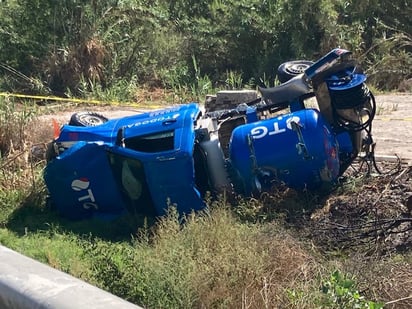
372 259 412 309
253 225 322 309
299 165 412 307
341 253 412 309
156 206 323 309
0 98 32 157
133 87 175 105
87 204 325 309
151 206 269 308
0 99 53 194
309 165 412 254
398 78 412 92
0 97 42 190
232 163 411 307
365 34 412 91
45 37 107 94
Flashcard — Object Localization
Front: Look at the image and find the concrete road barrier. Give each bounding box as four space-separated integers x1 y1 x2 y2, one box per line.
0 245 143 309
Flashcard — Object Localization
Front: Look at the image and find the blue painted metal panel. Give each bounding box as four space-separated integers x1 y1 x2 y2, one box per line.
44 142 127 219
45 104 204 220
229 109 341 193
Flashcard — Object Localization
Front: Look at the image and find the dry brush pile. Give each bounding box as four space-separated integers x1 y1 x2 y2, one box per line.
304 162 412 308
1 99 412 308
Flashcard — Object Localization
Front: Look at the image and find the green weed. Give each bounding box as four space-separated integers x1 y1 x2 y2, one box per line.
321 270 384 309
0 97 405 308
85 205 268 308
225 70 244 90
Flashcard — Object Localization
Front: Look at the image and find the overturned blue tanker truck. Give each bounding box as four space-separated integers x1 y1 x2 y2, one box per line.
44 48 376 220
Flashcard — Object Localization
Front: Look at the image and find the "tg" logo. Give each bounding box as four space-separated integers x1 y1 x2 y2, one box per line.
71 178 98 210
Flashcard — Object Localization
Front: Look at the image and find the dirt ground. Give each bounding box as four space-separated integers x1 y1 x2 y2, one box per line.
40 93 412 163
34 93 412 307
372 93 412 163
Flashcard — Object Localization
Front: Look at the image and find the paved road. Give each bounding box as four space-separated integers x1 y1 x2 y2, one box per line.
372 93 412 163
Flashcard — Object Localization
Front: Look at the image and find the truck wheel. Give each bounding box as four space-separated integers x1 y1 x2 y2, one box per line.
69 112 108 126
277 60 313 83
45 142 57 162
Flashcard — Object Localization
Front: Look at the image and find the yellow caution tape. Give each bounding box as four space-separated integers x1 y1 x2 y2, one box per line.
4 92 410 121
0 92 167 109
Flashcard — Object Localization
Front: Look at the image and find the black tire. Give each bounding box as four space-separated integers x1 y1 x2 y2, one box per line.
45 142 57 162
277 60 314 83
69 112 108 126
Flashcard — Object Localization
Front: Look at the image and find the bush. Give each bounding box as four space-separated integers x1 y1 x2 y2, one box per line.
321 270 384 309
86 205 269 308
0 97 36 157
1 0 410 94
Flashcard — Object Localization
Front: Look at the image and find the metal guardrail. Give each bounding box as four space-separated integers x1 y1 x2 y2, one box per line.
0 245 143 309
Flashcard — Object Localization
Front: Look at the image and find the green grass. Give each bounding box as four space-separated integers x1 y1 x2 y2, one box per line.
0 95 408 308
0 167 388 308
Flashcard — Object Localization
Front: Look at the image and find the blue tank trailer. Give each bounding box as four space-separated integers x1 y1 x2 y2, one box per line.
44 49 377 220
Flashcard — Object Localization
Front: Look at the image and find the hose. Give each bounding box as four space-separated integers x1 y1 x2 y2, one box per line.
330 85 382 175
331 84 376 132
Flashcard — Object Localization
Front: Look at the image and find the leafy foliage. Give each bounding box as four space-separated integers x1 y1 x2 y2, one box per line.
2 103 411 307
0 0 410 96
321 270 384 308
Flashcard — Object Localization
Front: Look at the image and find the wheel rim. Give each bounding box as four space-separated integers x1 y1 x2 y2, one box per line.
79 114 105 126
285 63 311 75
